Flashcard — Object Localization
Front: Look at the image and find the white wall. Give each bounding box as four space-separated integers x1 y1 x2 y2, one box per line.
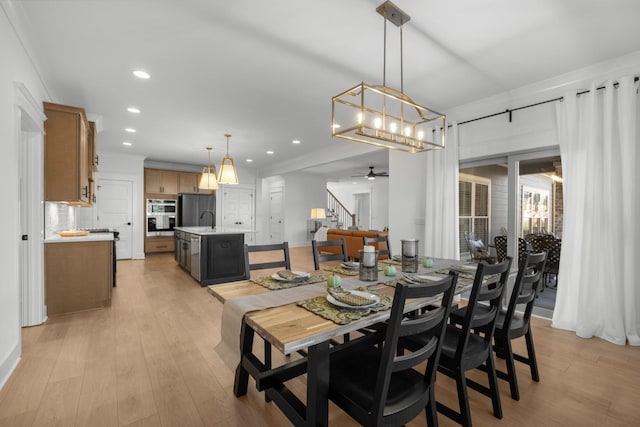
283 173 328 247
388 150 429 256
0 5 50 388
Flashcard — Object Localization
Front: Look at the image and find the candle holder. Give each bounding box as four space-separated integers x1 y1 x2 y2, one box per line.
358 249 379 281
401 239 419 273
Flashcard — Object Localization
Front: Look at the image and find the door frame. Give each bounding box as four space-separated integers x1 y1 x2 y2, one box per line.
15 82 47 327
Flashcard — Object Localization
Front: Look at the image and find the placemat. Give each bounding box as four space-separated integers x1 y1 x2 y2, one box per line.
297 288 392 325
251 273 328 290
435 267 476 280
380 256 427 266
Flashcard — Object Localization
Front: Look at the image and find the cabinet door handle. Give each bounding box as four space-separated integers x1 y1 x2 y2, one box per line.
95 155 99 165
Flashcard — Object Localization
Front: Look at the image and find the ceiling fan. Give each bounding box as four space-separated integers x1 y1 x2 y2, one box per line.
352 166 389 180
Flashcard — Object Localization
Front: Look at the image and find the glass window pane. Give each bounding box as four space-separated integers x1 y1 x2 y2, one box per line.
459 181 472 216
474 218 488 244
459 218 471 253
475 184 488 216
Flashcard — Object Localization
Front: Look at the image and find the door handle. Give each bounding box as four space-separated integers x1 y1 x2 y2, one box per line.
126 222 132 225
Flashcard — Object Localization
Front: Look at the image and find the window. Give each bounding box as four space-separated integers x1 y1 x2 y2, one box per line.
459 174 491 255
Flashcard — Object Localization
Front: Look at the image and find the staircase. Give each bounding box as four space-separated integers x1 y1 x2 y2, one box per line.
326 189 356 228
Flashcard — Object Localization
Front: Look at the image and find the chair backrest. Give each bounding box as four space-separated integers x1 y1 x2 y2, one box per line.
494 235 507 262
502 252 547 334
517 237 529 266
531 236 561 271
363 236 391 259
454 258 512 362
372 272 458 425
243 242 291 278
311 239 348 270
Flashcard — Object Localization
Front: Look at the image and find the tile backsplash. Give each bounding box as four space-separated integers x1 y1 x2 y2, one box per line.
45 202 76 238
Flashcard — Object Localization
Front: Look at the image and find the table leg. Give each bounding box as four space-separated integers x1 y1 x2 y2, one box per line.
234 321 254 397
305 340 330 426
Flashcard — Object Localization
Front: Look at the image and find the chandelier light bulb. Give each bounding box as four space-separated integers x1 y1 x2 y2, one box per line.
389 122 397 133
404 126 412 136
357 112 363 124
417 130 424 140
374 117 382 129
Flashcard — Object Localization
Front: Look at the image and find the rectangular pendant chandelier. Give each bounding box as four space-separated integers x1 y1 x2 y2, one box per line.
331 1 446 154
332 83 446 153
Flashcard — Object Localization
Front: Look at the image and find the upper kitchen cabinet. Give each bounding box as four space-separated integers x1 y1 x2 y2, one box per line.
145 169 178 195
43 102 90 205
178 171 212 194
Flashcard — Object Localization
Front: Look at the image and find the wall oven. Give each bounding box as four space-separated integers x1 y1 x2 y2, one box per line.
147 199 176 236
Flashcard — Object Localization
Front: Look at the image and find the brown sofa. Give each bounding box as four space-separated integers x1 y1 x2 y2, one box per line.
325 229 390 260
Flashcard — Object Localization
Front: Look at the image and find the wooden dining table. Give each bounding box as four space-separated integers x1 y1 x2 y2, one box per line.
208 258 479 426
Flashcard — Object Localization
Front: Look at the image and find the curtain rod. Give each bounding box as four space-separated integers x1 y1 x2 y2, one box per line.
454 76 639 127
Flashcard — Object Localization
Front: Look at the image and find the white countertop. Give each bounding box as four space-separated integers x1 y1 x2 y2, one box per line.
45 232 114 243
174 226 256 236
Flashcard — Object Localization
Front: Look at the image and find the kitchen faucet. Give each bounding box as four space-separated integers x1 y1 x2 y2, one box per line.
199 210 215 229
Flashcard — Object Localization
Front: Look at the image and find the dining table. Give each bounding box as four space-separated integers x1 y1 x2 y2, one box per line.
208 257 482 426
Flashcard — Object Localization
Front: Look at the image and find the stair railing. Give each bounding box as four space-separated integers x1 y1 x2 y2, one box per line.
326 189 356 228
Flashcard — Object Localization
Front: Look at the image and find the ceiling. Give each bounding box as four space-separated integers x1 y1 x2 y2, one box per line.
7 0 640 180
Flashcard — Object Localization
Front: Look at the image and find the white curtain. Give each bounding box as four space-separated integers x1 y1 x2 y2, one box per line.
424 123 460 260
553 76 640 345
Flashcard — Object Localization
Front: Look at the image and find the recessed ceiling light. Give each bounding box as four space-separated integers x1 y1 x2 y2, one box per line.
246 159 253 163
125 128 136 133
127 107 140 113
122 142 132 146
353 181 357 184
133 70 150 79
292 139 301 144
266 150 274 155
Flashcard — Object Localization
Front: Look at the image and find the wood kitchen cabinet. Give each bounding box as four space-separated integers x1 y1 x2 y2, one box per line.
43 102 91 204
178 171 213 194
45 240 112 315
145 235 175 253
145 169 179 195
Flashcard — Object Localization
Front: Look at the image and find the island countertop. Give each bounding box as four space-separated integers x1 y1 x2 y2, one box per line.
174 226 256 236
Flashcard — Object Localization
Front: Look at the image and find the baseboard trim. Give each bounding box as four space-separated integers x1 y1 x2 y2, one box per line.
0 341 21 391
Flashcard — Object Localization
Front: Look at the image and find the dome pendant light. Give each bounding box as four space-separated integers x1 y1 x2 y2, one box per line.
198 147 219 190
218 133 239 185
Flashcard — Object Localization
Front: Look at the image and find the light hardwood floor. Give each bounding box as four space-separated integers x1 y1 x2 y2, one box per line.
1 249 639 426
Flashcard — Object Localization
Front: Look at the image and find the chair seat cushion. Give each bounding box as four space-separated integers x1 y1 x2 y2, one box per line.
330 346 428 420
440 324 491 371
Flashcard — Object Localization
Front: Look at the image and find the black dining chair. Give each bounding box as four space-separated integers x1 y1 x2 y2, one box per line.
311 238 348 271
328 272 458 426
407 258 512 426
363 236 391 259
242 241 291 393
494 235 507 262
492 251 547 400
243 242 291 279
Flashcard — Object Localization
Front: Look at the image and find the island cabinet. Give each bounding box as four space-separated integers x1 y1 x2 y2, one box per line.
45 240 113 315
174 228 246 286
145 169 179 195
43 102 91 205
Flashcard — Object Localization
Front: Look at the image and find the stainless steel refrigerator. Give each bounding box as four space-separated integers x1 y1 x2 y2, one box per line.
178 193 216 227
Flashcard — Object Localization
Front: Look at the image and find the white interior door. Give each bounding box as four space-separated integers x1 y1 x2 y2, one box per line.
221 187 255 229
354 192 371 230
269 189 283 243
96 178 133 259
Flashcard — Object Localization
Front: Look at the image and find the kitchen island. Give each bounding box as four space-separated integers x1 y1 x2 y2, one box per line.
174 226 254 286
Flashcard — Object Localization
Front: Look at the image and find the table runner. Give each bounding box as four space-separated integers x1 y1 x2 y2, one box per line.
251 272 327 290
323 265 383 276
215 284 328 370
